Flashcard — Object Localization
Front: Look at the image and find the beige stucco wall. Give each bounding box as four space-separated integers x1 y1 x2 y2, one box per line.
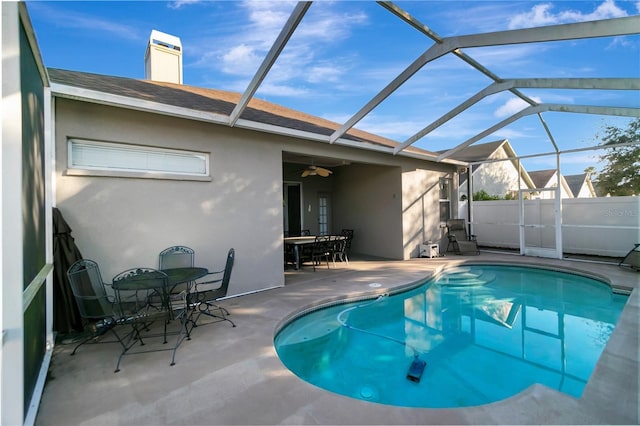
332 163 404 259
401 166 455 258
54 99 285 296
54 98 457 294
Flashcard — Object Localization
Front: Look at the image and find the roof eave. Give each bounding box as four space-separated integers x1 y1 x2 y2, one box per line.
50 82 463 167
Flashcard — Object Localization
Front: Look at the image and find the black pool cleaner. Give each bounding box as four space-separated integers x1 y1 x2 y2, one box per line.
406 356 426 383
337 295 428 382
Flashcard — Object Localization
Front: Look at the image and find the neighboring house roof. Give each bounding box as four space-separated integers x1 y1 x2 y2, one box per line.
47 68 437 158
444 140 536 190
444 140 506 163
565 173 597 197
528 169 575 197
528 169 558 188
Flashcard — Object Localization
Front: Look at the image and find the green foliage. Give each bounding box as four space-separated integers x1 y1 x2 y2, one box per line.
595 118 640 196
473 190 501 201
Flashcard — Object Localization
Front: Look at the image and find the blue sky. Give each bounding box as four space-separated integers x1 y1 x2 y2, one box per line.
27 0 640 175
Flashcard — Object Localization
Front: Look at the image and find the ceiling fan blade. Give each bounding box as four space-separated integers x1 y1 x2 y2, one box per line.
301 169 312 177
316 167 332 177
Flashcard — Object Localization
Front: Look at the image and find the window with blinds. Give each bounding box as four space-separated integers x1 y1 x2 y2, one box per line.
68 139 209 177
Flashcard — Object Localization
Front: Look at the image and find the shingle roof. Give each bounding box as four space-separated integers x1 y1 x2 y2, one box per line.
528 169 557 188
48 68 435 156
564 173 588 197
441 140 506 162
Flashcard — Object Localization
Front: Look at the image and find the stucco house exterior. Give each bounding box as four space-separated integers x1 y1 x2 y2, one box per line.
49 44 463 299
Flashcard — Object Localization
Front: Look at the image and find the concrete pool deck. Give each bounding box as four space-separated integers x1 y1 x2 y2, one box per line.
35 253 638 425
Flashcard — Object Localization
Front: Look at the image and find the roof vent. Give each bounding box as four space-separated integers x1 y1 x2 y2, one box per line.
144 29 182 84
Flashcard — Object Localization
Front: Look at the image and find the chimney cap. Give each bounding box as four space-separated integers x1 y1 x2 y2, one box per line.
148 29 182 51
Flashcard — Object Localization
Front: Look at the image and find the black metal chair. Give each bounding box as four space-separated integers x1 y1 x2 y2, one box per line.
111 267 186 371
332 235 349 265
159 245 195 296
341 229 354 252
311 235 333 271
191 248 236 327
66 259 131 356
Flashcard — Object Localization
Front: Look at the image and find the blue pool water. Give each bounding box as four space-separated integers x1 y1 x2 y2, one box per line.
274 265 628 408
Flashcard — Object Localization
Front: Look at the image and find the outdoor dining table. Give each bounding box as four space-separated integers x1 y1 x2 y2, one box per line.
284 235 346 270
110 266 210 370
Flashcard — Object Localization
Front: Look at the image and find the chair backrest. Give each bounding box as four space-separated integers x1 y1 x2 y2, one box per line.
67 259 114 319
312 235 331 254
219 248 235 297
159 245 195 270
341 229 354 249
446 219 469 240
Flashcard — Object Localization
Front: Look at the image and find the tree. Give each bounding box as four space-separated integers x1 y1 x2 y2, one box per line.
473 189 501 201
594 118 640 196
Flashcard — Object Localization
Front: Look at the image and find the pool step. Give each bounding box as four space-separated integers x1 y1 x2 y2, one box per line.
436 268 495 286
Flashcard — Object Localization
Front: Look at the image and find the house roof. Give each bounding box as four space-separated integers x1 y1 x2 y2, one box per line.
528 169 558 188
441 140 506 163
47 68 438 159
564 173 588 197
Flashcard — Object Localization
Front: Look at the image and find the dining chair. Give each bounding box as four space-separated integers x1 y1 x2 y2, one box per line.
332 236 349 265
112 267 186 371
159 245 195 295
191 248 236 327
341 229 354 251
66 259 132 356
311 236 333 271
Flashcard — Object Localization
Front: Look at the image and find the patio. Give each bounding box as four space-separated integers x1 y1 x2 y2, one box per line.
35 253 638 425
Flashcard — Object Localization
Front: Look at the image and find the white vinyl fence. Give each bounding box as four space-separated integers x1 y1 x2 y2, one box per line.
467 196 639 257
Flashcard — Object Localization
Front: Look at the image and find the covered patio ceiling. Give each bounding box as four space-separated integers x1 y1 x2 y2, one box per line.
235 1 639 168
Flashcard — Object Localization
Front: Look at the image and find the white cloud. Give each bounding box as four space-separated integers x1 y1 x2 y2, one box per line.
221 44 262 75
494 97 542 118
508 0 628 29
168 0 203 10
207 1 368 96
27 3 141 41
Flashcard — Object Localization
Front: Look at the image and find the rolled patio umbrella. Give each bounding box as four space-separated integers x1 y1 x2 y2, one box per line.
52 207 83 334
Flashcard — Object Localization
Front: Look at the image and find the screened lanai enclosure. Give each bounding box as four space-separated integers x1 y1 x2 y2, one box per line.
2 2 640 425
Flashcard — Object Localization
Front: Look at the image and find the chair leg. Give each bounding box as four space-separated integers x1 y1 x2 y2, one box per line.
194 301 236 327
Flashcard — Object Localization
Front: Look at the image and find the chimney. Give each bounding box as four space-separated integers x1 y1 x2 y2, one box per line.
144 29 183 84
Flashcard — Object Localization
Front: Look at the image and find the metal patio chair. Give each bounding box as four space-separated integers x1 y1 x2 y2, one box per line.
159 245 195 302
619 243 639 271
191 248 236 327
66 259 132 356
111 267 189 371
311 235 333 271
446 219 480 255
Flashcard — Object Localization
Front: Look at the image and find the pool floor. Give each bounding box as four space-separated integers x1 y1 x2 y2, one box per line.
275 265 628 408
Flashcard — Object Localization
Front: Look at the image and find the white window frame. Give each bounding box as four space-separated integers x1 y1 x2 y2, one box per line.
67 138 210 181
439 177 452 223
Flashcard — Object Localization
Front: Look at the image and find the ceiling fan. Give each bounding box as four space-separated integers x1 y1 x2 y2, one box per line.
301 165 333 178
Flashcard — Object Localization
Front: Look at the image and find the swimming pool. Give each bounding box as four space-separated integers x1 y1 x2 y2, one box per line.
274 264 628 408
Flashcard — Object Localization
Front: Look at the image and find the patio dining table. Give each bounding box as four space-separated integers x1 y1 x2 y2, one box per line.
110 266 210 370
284 235 346 270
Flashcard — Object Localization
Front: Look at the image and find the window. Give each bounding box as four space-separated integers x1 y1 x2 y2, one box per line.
439 177 452 222
68 139 209 179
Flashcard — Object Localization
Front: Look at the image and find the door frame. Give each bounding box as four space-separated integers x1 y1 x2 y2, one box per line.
519 187 563 259
283 181 303 235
